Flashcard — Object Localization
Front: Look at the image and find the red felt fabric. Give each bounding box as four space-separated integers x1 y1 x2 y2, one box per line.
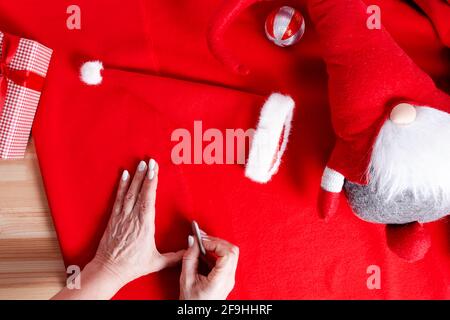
414 0 450 47
0 0 449 299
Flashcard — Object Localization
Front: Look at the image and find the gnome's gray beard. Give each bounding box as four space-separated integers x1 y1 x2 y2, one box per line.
344 107 450 224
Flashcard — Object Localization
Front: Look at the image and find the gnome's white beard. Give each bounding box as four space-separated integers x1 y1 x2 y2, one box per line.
369 107 450 204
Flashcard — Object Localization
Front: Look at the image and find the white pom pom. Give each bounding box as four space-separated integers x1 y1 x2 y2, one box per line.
80 61 103 85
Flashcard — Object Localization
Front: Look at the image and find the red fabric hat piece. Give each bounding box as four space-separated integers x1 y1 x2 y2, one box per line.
38 65 267 299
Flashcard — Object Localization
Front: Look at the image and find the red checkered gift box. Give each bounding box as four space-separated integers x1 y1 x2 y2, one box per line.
0 31 52 159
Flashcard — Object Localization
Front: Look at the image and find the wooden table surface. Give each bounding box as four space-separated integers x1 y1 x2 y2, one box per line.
0 139 66 299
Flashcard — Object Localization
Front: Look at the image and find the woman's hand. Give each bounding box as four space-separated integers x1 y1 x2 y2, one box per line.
93 159 185 286
180 234 239 300
52 159 185 300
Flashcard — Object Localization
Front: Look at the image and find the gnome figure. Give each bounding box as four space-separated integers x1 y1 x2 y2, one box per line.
207 0 450 262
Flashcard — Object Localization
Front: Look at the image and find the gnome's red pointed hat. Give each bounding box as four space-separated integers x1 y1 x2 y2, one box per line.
303 0 450 220
414 0 450 47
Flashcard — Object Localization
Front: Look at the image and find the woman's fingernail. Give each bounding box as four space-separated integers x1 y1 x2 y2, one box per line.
149 158 156 170
138 160 146 172
188 235 194 248
200 229 207 236
148 159 156 180
121 170 129 181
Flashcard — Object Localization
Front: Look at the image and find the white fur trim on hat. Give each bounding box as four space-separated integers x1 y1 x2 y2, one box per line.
321 167 345 193
245 93 295 183
80 61 103 85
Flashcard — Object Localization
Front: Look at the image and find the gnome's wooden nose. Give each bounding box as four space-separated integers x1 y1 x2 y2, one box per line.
390 103 417 125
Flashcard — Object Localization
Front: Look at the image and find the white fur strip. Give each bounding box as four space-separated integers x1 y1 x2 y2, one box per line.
370 106 450 202
321 167 345 193
245 93 295 183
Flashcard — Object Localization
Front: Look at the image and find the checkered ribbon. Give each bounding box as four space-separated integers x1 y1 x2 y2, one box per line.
0 31 52 159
